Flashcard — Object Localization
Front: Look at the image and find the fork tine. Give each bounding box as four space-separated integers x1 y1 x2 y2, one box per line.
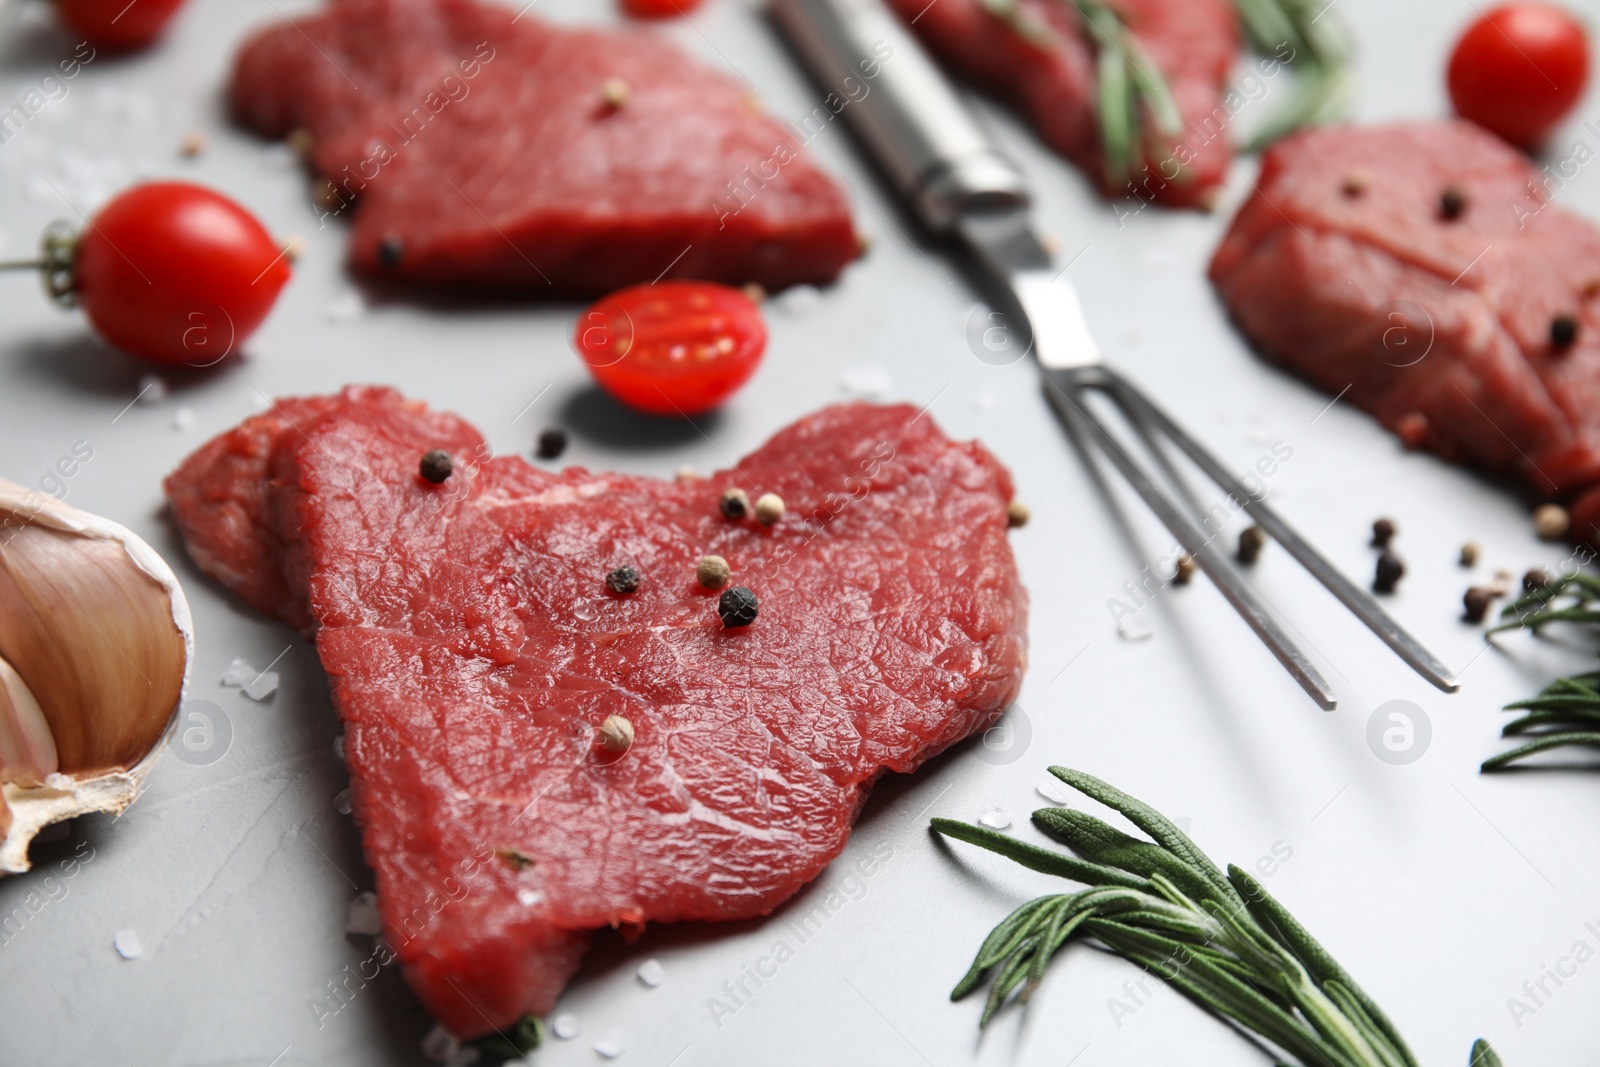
1102 367 1459 694
1042 369 1339 710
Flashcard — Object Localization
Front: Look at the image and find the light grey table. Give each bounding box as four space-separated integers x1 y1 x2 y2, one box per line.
3 0 1600 1063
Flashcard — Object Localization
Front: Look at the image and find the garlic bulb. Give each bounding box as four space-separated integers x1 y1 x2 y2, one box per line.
0 480 192 874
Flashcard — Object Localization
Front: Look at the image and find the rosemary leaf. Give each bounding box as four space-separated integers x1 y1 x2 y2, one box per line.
931 816 1146 888
1483 731 1600 772
1503 710 1600 736
1229 867 1419 1067
1469 1038 1504 1067
1085 918 1345 1066
1032 806 1222 904
1048 766 1242 907
954 894 1062 997
1323 981 1410 1067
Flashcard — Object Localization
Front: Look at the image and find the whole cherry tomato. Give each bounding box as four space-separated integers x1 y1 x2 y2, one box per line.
575 282 766 416
621 0 706 18
53 0 187 50
1448 3 1590 148
73 182 291 367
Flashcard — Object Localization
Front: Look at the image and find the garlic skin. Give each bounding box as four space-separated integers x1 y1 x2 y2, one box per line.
0 480 192 875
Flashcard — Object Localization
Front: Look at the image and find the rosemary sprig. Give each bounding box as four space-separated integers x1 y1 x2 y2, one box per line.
1232 0 1354 151
1483 572 1600 771
934 766 1497 1066
979 0 1351 181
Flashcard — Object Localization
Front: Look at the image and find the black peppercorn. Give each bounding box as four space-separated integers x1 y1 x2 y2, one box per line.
1238 525 1267 565
1439 186 1466 220
1374 550 1405 593
719 488 750 520
718 585 758 628
419 449 453 483
536 428 568 460
377 234 405 267
1551 314 1579 349
1523 567 1554 592
605 565 641 594
1463 586 1494 623
1371 517 1396 547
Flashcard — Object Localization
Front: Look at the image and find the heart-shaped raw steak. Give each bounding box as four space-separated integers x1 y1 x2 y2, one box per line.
166 387 1027 1036
230 0 860 295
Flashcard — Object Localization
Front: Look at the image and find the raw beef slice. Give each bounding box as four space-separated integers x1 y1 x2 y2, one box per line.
887 0 1239 208
1211 120 1600 540
165 387 1028 1036
230 0 859 296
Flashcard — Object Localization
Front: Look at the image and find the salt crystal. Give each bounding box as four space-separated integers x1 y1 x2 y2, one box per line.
172 406 194 431
241 671 279 701
977 806 1011 830
1117 619 1153 641
347 891 382 936
593 1037 624 1059
637 958 665 988
1036 779 1072 805
333 789 352 815
838 365 892 400
113 929 142 960
421 1024 462 1063
251 394 273 413
772 284 821 315
221 657 255 686
516 887 544 906
325 291 367 322
44 772 72 791
550 1012 579 1040
332 734 345 760
137 374 168 403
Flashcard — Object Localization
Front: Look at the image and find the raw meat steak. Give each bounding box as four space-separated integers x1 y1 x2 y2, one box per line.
1210 121 1600 540
165 387 1027 1036
886 0 1239 208
229 0 859 296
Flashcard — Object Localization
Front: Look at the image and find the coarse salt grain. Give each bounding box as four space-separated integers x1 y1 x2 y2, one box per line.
347 891 382 936
977 806 1011 830
593 1037 624 1059
241 671 279 701
221 657 256 686
637 958 665 987
113 929 142 959
550 1013 580 1040
333 789 352 815
1036 779 1072 805
838 365 892 400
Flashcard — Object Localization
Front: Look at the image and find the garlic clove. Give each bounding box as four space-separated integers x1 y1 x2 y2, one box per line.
0 480 192 875
0 653 57 784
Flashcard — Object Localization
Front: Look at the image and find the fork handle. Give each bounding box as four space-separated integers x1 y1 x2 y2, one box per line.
769 0 1029 231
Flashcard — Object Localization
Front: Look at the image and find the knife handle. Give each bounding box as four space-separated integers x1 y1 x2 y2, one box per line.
769 0 1028 231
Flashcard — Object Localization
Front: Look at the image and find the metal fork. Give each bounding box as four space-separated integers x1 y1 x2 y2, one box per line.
773 0 1459 709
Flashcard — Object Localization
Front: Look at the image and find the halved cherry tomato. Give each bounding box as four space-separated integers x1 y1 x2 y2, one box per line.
575 282 766 416
621 0 705 18
53 0 187 51
75 182 291 367
1448 3 1589 148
